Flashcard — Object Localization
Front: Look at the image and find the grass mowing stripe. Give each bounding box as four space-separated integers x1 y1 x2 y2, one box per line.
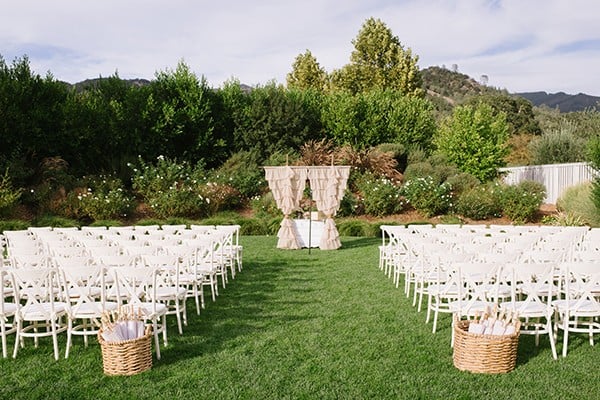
1 236 599 399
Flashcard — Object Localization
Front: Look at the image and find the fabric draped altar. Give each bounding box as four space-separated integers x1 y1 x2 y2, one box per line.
264 166 350 250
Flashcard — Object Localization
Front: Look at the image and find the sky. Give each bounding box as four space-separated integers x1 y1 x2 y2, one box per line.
2 0 600 96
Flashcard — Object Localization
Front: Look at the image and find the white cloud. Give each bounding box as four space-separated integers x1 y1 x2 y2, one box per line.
1 0 600 95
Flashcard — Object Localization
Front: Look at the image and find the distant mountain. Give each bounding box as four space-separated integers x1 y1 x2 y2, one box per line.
514 91 600 113
421 66 599 113
71 78 151 92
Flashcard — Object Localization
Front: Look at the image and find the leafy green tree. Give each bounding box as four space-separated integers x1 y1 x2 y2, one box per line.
209 78 246 162
232 83 324 160
322 89 436 150
287 50 327 91
329 18 423 96
463 93 541 136
536 106 600 140
142 61 223 167
321 91 363 147
0 55 70 184
434 103 509 182
62 74 146 176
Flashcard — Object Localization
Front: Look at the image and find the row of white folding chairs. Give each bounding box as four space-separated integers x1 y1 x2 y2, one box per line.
1 262 177 360
379 224 596 291
7 235 229 313
426 258 600 358
2 225 242 273
399 238 597 304
2 223 239 242
0 247 237 357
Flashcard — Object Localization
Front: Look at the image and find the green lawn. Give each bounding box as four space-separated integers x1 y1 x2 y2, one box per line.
1 236 599 399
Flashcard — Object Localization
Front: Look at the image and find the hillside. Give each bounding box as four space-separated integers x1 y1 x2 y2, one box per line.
515 91 600 112
421 66 599 113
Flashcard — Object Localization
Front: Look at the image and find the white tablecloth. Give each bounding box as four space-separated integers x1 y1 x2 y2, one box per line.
293 219 324 248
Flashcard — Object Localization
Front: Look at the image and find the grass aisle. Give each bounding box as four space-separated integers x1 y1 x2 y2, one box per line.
1 236 599 399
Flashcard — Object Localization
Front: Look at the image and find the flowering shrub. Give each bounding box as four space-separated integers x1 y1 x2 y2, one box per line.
355 173 405 217
337 190 361 217
210 151 266 199
456 183 502 220
401 176 453 217
251 192 281 218
62 175 133 221
498 180 546 223
199 182 242 215
130 155 209 218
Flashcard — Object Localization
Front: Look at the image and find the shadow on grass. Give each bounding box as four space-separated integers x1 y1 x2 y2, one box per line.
154 257 317 367
339 237 380 249
516 334 557 367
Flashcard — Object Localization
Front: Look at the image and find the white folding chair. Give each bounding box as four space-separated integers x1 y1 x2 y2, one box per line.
448 262 501 346
61 265 118 357
501 263 558 359
10 268 68 360
553 262 600 357
109 266 168 359
0 269 18 358
140 254 188 335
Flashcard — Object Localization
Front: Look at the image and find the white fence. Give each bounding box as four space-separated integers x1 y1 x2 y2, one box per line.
500 162 598 204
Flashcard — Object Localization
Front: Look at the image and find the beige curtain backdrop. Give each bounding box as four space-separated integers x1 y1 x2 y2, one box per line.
308 166 350 250
264 166 350 250
264 166 308 249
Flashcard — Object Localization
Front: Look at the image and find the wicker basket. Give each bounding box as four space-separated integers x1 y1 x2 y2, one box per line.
98 326 153 376
453 319 520 374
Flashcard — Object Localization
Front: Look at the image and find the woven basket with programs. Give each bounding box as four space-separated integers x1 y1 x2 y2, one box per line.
452 312 521 374
98 326 152 376
97 308 152 376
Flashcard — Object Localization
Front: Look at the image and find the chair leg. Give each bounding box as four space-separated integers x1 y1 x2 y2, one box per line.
12 321 21 359
153 320 161 360
176 302 183 335
562 316 569 357
547 319 558 360
82 320 90 347
161 315 168 347
182 299 187 327
425 295 432 323
192 285 201 315
65 319 73 359
432 312 439 334
52 322 60 361
1 323 7 358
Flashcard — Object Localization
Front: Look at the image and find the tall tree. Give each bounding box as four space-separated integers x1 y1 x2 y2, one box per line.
142 61 223 167
434 103 509 182
462 93 541 136
0 55 69 184
329 18 424 96
322 89 436 150
233 83 324 160
287 50 327 91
